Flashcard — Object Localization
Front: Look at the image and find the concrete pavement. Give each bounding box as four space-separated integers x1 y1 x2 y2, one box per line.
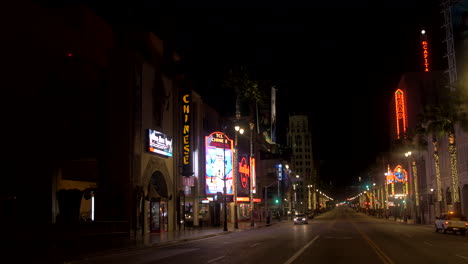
48 220 285 264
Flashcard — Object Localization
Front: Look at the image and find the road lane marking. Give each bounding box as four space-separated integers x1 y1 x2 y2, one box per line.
423 242 433 246
283 235 319 264
249 243 260 247
456 254 468 261
324 236 352 239
351 222 395 264
208 256 225 263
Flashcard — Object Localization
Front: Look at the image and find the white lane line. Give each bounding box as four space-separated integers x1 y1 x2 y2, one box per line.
250 243 260 247
456 254 468 261
423 242 433 246
208 256 225 263
283 235 320 264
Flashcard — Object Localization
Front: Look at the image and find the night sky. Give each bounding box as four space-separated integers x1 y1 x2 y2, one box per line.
93 0 447 200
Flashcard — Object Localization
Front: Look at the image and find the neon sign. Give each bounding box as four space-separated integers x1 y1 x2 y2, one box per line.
250 157 256 194
239 157 250 188
394 89 407 139
422 40 429 72
182 93 192 176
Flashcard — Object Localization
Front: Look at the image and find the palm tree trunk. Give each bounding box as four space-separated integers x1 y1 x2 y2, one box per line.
433 139 443 216
448 131 460 212
412 160 420 223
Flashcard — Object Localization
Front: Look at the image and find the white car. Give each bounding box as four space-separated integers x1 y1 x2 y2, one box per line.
294 214 308 225
435 212 467 235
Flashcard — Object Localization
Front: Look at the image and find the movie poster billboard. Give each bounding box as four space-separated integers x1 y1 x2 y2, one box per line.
147 129 173 157
205 132 233 195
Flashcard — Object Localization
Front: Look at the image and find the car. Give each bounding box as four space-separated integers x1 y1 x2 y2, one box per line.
435 212 467 235
294 214 308 225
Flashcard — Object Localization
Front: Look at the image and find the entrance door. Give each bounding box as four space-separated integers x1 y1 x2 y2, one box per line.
150 201 167 232
150 201 160 232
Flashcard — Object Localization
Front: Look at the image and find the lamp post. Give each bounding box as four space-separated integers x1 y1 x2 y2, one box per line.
223 132 228 232
233 125 244 229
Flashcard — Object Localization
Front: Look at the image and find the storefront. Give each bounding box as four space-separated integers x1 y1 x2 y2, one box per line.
150 200 167 232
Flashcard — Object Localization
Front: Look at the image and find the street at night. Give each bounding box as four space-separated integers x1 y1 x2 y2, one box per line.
4 1 468 264
70 207 468 264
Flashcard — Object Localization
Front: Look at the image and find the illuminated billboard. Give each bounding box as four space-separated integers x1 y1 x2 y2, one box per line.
205 132 233 195
147 129 173 157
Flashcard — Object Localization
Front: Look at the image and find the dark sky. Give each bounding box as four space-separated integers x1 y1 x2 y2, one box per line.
94 0 447 200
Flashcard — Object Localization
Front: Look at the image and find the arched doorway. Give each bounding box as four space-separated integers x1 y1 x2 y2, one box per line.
149 171 168 232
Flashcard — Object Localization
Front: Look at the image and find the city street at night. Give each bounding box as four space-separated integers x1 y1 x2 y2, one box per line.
70 206 468 264
5 1 468 264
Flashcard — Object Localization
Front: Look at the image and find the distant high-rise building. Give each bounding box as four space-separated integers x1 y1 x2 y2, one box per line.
287 115 316 212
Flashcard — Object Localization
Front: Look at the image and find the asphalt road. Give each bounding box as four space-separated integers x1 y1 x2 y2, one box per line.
73 206 468 264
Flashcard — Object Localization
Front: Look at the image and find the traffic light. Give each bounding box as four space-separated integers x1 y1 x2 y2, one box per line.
274 198 279 204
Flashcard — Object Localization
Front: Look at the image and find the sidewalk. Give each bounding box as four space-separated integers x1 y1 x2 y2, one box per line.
46 219 285 264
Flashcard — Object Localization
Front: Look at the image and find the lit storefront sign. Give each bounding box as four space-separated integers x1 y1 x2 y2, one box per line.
205 132 233 195
147 129 173 157
236 197 262 202
277 163 283 181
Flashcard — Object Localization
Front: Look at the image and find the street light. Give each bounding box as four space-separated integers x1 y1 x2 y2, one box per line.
233 125 244 229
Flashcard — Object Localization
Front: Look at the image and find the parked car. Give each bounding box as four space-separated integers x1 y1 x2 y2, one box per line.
294 214 308 225
435 212 467 235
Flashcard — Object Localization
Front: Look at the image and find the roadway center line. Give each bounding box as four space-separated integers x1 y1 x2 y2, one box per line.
283 235 320 264
207 256 225 263
250 243 260 247
456 254 468 261
351 222 395 264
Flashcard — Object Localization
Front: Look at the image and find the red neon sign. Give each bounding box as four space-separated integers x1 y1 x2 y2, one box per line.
422 40 429 72
394 89 407 139
239 157 250 188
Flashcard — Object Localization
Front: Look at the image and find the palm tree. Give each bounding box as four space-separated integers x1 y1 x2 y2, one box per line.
418 84 468 214
222 65 266 227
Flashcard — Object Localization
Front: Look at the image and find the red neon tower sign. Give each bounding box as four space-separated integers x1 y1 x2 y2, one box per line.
421 30 430 72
